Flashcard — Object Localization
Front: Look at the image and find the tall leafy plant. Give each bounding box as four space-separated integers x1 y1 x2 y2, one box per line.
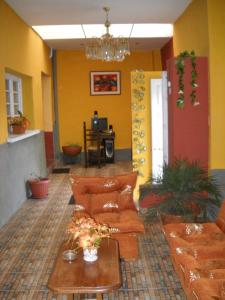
144 159 221 218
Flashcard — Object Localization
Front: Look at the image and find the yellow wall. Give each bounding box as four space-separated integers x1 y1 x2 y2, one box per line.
207 0 225 169
173 0 209 56
57 50 162 150
131 71 162 201
0 0 52 143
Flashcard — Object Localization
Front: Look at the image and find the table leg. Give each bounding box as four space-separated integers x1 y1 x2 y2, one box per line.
71 293 102 300
72 294 82 300
74 295 84 300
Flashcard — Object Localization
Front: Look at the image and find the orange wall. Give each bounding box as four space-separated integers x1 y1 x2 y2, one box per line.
57 50 162 150
173 0 209 56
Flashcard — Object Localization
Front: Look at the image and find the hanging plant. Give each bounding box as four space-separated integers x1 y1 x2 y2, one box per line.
176 50 199 108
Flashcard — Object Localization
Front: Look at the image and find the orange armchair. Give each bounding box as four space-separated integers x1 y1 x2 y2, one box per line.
160 200 225 299
69 172 145 260
163 200 225 250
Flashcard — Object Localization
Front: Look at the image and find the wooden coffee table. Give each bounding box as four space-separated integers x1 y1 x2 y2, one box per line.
48 238 121 300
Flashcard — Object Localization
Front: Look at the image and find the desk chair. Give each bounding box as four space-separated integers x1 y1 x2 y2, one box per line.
83 121 105 168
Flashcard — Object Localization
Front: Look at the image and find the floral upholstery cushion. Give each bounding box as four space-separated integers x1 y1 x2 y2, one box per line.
71 186 91 212
70 172 138 215
85 178 120 194
93 212 120 224
90 191 119 215
216 201 225 232
118 185 136 211
165 226 225 252
93 209 145 233
219 281 225 300
164 222 223 237
191 278 225 300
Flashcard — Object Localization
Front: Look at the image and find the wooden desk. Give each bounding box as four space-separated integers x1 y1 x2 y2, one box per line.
48 238 121 300
83 122 115 168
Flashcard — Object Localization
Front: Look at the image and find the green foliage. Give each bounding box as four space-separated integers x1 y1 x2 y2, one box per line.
176 50 198 108
145 159 221 217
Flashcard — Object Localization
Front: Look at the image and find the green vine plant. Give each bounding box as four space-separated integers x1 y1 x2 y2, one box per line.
176 50 199 108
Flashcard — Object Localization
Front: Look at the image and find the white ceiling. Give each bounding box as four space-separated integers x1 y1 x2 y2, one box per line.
5 0 192 50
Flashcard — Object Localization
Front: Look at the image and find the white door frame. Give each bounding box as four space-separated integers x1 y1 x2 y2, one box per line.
150 71 168 180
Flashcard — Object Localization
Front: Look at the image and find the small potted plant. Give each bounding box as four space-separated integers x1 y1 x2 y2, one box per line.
67 216 111 262
28 174 49 199
8 110 29 134
62 143 82 156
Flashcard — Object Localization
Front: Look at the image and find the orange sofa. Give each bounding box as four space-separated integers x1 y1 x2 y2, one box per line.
69 172 145 260
161 200 225 299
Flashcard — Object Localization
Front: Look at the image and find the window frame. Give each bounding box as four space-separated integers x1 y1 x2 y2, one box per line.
5 73 23 117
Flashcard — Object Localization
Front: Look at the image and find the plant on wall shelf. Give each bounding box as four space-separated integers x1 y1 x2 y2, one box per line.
8 110 29 134
176 50 199 108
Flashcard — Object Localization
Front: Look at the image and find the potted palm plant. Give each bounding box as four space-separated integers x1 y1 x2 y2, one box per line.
28 174 49 199
141 159 221 220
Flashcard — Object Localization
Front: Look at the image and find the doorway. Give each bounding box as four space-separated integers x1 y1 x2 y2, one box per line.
41 73 54 167
150 71 168 180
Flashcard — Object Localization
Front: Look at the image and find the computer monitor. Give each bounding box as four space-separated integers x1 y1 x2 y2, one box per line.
91 117 108 131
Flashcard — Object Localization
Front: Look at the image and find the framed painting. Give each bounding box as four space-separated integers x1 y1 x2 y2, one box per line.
90 71 121 95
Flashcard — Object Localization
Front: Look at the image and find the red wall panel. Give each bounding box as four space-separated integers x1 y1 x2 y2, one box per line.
167 57 208 167
44 131 54 167
161 38 174 70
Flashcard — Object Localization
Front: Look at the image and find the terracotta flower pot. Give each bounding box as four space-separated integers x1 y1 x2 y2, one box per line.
12 118 29 134
62 145 82 156
28 178 49 199
12 124 27 134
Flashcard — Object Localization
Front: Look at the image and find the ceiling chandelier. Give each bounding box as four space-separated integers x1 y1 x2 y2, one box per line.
85 7 130 62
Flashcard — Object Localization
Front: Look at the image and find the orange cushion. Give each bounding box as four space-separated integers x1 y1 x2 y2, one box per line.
191 279 224 300
90 191 119 215
118 190 136 211
93 209 145 233
71 183 90 212
115 172 137 190
163 222 222 238
69 172 137 191
93 212 120 223
216 200 225 232
86 178 120 194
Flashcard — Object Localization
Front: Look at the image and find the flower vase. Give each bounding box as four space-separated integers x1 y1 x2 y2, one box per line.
83 248 98 262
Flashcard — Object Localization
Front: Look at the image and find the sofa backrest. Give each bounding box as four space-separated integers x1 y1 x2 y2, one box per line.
70 172 137 215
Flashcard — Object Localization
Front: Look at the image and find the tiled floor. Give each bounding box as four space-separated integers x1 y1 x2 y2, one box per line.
0 163 186 300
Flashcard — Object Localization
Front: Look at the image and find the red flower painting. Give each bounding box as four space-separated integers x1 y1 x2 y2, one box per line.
90 71 121 95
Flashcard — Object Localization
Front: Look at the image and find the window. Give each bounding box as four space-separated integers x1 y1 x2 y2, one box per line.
5 73 22 117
